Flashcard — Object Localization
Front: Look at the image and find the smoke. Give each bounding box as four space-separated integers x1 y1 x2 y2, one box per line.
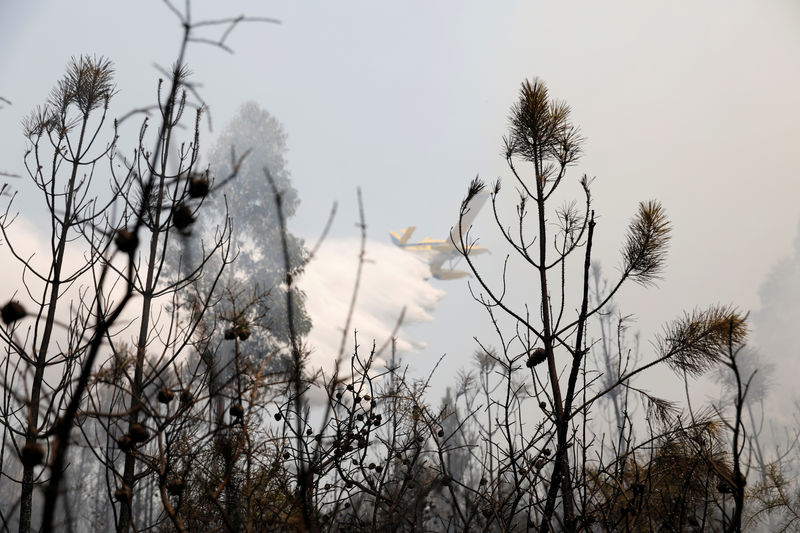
0 216 46 301
0 216 94 303
751 220 800 417
1 217 448 407
0 216 148 348
297 237 446 375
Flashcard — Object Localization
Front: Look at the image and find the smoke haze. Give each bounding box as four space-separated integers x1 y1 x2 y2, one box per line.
752 221 800 413
298 237 445 374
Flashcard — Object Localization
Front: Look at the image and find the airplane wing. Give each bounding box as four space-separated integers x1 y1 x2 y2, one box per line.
429 253 447 272
449 191 489 248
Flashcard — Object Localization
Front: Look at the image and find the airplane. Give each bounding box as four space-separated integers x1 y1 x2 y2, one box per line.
390 192 489 280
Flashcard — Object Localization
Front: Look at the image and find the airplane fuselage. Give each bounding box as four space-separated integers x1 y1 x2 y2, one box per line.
400 241 487 255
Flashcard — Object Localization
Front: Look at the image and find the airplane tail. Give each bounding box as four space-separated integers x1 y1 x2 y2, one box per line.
390 226 416 246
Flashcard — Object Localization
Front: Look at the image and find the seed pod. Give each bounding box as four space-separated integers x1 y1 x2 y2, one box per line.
118 434 134 452
20 442 45 467
180 389 194 405
172 203 195 230
526 347 547 368
1 301 26 325
230 403 244 418
224 327 237 340
437 429 445 438
479 477 488 486
237 326 251 340
114 229 139 254
166 477 184 495
157 387 174 404
129 423 149 443
188 175 210 198
114 486 132 502
273 412 282 421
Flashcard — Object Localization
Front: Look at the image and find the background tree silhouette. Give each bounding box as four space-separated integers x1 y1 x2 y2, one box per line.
200 101 311 353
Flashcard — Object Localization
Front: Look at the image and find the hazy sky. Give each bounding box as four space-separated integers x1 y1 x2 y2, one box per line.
2 1 799 403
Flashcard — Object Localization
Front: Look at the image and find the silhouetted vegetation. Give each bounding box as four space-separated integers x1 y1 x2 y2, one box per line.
1 3 798 533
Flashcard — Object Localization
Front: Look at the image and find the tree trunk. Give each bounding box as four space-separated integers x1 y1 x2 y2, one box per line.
19 118 88 533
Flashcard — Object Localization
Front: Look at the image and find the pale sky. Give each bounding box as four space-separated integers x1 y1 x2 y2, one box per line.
2 1 799 405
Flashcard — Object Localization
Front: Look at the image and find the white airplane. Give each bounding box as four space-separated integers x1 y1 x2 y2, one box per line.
390 192 489 280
